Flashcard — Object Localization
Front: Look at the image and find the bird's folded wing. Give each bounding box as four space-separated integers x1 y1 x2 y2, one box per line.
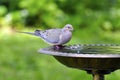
39 29 61 44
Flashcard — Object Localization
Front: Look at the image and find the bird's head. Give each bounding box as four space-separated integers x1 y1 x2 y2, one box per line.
63 24 73 32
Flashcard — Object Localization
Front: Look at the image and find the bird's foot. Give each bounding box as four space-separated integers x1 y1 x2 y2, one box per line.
53 45 65 50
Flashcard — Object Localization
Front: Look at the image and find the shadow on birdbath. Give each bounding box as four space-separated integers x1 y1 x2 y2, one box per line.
39 44 120 80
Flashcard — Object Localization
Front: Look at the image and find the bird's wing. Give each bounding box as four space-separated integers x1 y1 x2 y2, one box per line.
39 29 62 44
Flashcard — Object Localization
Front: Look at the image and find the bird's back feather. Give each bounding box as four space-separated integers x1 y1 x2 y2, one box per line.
38 29 62 44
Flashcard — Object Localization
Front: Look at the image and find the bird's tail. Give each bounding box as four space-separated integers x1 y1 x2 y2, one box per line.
16 31 35 35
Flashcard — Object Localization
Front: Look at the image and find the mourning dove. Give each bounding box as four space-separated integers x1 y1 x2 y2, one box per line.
18 24 73 47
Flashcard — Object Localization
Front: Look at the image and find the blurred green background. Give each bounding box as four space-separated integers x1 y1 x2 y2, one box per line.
1 0 120 80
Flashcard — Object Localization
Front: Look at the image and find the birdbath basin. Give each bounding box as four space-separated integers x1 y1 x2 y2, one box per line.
39 44 120 80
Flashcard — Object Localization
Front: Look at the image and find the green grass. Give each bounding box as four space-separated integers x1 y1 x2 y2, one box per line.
0 29 120 80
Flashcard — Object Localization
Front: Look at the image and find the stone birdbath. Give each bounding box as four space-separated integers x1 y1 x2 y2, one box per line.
39 44 120 80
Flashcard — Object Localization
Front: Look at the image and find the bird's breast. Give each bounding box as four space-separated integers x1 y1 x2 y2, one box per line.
59 31 72 44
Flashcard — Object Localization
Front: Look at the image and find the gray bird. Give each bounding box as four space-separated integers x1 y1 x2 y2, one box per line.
18 24 73 46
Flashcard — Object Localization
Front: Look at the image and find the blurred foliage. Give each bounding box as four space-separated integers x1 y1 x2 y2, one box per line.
0 0 120 30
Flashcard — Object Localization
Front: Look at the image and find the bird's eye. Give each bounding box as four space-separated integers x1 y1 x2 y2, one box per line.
67 26 71 29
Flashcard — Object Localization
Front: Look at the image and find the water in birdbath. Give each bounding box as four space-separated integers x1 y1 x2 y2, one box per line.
58 44 120 54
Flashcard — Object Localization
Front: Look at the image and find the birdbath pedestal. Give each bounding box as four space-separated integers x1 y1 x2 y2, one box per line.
39 44 120 80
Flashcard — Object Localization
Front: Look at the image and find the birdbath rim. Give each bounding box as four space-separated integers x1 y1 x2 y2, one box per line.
39 45 120 58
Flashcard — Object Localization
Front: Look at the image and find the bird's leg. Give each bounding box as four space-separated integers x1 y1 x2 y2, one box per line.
53 45 65 50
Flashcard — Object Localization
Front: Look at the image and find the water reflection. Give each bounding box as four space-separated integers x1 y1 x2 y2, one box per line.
59 44 120 54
